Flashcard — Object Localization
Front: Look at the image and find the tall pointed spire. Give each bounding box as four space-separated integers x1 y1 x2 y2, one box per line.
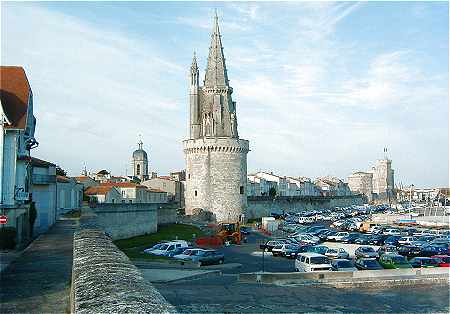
191 51 198 70
204 11 229 87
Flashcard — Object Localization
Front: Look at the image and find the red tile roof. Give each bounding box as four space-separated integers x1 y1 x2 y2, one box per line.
0 66 30 129
57 175 71 183
30 157 55 168
85 186 114 196
74 176 91 182
100 182 147 189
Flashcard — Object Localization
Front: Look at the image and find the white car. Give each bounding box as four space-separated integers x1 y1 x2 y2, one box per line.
293 234 320 245
173 248 207 261
324 248 349 259
150 240 189 256
397 236 416 245
327 232 349 242
383 228 401 236
295 253 332 272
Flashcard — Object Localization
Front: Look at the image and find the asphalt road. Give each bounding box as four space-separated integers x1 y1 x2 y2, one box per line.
216 231 294 274
154 275 450 313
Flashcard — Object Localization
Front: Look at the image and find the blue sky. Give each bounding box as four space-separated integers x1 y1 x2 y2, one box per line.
1 1 448 187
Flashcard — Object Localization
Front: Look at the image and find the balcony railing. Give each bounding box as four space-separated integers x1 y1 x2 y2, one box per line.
32 174 57 185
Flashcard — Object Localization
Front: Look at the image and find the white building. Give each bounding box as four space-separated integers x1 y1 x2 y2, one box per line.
141 176 184 207
347 171 374 202
30 157 57 235
84 185 121 203
100 182 168 204
0 66 38 245
56 176 83 215
315 176 352 196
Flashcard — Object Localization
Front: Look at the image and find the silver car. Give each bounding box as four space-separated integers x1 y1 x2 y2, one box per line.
324 248 350 259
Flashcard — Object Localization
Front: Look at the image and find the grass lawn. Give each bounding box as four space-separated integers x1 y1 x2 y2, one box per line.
114 223 205 261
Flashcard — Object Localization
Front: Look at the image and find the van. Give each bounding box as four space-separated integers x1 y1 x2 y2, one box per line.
150 240 189 256
295 253 332 272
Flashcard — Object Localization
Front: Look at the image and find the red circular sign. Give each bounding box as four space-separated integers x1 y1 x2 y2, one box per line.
0 215 8 225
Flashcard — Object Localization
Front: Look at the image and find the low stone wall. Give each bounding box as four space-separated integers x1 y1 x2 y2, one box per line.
71 228 176 313
246 195 364 219
91 203 159 240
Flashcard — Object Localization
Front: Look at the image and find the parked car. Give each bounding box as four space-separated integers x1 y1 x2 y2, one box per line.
409 257 439 268
306 245 329 255
327 232 349 242
354 235 372 245
287 245 313 259
173 248 207 261
260 240 287 252
431 255 450 267
143 243 165 254
420 244 450 257
292 234 320 245
324 248 350 259
411 236 435 248
377 245 398 257
149 240 189 256
355 246 378 258
355 258 383 270
397 245 422 258
192 250 224 266
383 228 402 236
379 254 412 269
384 235 402 246
341 233 361 244
295 253 332 272
272 244 300 257
331 259 357 272
165 246 193 257
397 236 417 246
368 234 388 245
318 230 336 241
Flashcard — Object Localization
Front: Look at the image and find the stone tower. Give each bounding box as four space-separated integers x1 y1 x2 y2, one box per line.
131 139 149 182
183 13 250 222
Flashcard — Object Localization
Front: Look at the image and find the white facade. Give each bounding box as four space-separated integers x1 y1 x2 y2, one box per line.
0 66 38 245
30 158 57 235
56 177 83 215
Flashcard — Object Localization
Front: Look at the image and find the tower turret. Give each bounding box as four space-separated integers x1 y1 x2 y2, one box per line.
190 52 200 138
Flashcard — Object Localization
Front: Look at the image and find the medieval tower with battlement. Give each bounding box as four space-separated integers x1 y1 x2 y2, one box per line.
183 13 249 222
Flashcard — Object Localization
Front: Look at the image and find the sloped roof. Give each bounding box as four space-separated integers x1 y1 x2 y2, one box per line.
57 175 71 183
148 188 166 193
0 66 30 130
85 185 115 196
74 176 92 182
101 182 147 189
31 157 55 168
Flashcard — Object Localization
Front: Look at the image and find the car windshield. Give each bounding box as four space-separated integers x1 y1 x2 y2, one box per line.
392 256 408 264
327 249 338 254
310 256 330 264
159 244 169 250
287 245 298 250
337 260 354 268
361 247 374 252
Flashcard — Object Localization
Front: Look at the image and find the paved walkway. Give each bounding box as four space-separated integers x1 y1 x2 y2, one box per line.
0 219 78 313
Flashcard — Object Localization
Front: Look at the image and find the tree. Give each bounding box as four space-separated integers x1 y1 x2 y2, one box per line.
56 166 67 177
269 187 277 198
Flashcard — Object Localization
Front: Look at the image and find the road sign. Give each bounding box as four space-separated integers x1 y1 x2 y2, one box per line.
0 215 8 225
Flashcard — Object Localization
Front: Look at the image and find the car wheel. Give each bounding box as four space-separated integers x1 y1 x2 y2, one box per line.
265 248 269 252
219 259 224 264
197 261 202 267
295 268 299 272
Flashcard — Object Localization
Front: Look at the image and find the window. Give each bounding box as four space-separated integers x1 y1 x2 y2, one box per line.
240 186 244 194
194 190 197 197
136 164 141 175
188 174 190 179
129 200 132 203
112 199 115 203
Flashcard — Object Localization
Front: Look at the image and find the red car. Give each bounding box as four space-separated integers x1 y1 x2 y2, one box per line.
431 255 450 267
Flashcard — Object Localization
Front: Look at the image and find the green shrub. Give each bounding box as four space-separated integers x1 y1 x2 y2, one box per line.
0 227 17 249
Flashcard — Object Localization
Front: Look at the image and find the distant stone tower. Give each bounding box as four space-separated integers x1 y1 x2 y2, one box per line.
131 139 149 182
183 13 249 222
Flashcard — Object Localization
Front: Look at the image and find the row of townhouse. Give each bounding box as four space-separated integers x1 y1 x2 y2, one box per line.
247 172 322 197
1 67 83 245
84 182 168 204
247 172 352 197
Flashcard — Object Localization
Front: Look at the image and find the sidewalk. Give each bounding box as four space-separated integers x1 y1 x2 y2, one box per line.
0 219 78 313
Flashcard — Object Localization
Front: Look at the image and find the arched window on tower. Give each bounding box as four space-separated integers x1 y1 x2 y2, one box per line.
136 164 141 175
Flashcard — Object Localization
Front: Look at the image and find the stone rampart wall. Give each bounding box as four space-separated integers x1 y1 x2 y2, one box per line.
71 228 175 313
157 204 178 225
246 195 364 219
91 203 159 240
